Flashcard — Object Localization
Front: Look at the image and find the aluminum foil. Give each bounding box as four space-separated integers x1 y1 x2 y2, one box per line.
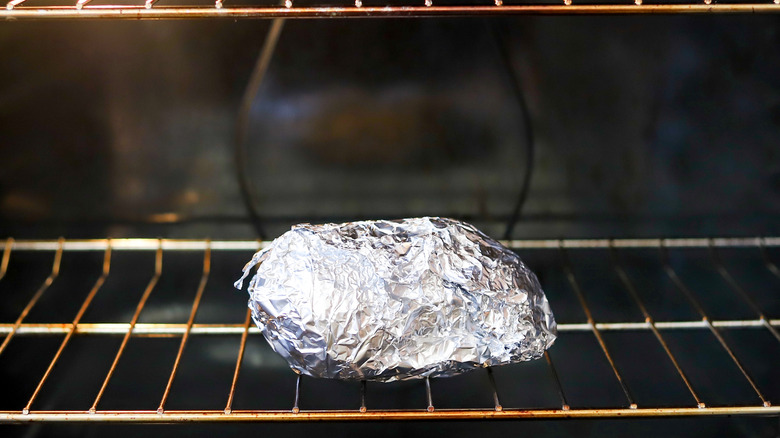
235 217 556 382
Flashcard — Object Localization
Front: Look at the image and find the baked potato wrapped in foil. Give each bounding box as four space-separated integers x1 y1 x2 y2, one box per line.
235 217 556 382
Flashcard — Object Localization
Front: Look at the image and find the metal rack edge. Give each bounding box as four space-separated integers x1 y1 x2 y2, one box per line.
1 406 779 422
2 4 780 19
1 237 779 251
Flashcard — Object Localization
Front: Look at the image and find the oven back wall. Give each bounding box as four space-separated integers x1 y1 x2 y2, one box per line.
1 17 779 239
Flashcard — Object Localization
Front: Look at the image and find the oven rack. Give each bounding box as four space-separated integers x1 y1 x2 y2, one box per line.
2 1 779 19
0 237 778 423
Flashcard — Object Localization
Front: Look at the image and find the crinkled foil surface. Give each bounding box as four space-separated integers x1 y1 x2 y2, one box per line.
235 217 556 382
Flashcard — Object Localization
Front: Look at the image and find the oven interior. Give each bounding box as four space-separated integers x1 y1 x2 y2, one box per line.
1 10 780 438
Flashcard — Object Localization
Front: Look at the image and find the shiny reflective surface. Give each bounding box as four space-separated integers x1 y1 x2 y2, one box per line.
235 218 556 381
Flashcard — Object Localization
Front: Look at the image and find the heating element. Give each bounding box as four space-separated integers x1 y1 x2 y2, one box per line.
0 237 777 423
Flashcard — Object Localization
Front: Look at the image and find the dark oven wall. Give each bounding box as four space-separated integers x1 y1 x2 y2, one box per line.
0 17 779 240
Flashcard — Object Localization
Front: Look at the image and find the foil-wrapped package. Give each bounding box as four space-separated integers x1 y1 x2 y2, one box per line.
235 217 556 382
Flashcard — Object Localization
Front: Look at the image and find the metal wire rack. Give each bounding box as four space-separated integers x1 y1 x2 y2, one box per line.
0 237 778 423
1 0 779 19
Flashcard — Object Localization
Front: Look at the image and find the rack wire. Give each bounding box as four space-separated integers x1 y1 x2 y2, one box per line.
1 1 779 19
0 237 778 423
